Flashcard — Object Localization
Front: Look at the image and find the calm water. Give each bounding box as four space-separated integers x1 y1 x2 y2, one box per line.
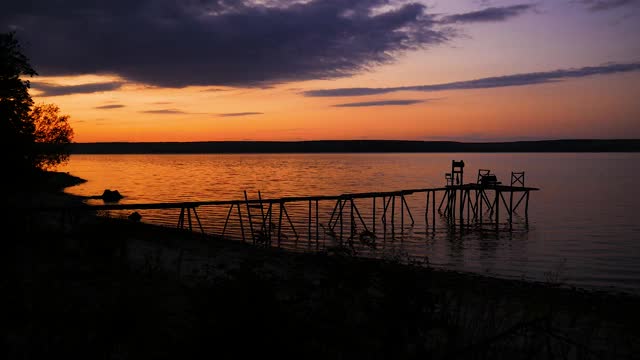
60 153 640 294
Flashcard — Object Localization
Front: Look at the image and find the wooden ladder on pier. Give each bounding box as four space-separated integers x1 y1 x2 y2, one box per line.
244 191 273 245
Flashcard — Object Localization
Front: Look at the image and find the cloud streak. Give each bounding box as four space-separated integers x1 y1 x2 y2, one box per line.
441 4 535 23
579 0 638 11
95 104 125 109
332 99 425 107
218 112 263 117
31 81 125 97
304 62 640 97
140 109 188 115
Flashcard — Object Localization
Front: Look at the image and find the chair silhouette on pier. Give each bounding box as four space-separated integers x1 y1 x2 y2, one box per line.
445 172 453 186
511 171 525 187
451 160 464 185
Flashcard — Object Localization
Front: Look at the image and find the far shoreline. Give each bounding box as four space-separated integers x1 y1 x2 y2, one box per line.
69 139 640 154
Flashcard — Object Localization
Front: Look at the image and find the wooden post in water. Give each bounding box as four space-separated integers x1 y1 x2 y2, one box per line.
479 190 483 225
192 207 205 235
237 203 245 242
268 203 273 244
432 190 436 231
244 191 255 243
473 190 480 222
258 192 266 239
372 196 376 234
459 189 464 231
438 189 448 211
328 199 341 230
350 198 355 240
400 195 404 233
315 200 319 249
277 202 283 246
340 200 344 243
525 191 530 226
391 195 396 237
494 190 499 230
222 204 233 237
308 200 312 245
283 204 297 240
402 195 415 226
187 208 193 231
425 191 430 227
382 196 387 236
177 207 185 229
352 200 369 232
509 190 514 231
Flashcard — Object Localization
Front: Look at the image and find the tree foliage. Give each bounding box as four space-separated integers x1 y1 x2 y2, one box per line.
30 103 74 170
1 31 74 178
1 31 37 175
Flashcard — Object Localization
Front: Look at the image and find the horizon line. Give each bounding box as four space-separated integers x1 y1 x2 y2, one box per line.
71 138 640 144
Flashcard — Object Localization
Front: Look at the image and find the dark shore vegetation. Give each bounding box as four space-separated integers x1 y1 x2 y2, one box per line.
2 172 640 360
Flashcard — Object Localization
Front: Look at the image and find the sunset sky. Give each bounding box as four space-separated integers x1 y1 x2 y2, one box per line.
4 0 640 142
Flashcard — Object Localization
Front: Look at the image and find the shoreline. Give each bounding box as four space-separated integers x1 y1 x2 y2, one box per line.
10 171 639 358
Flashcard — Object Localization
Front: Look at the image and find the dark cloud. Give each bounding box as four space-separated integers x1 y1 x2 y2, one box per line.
95 104 126 109
579 0 638 11
31 81 125 96
304 62 640 97
140 109 188 114
441 4 535 23
4 0 450 88
332 99 424 107
218 112 263 117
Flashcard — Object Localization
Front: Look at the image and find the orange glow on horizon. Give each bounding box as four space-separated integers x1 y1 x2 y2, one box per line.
32 72 640 143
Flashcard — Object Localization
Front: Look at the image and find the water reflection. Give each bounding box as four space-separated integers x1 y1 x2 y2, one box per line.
60 153 640 294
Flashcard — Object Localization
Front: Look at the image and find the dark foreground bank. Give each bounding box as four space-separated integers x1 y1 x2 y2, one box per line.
3 173 640 359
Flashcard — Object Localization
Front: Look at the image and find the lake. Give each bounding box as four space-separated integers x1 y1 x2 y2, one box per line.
59 153 640 294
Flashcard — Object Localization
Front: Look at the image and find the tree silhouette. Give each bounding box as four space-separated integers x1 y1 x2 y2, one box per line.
1 31 37 178
1 31 74 180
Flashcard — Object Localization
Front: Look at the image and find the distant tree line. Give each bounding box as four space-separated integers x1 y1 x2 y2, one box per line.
1 31 73 184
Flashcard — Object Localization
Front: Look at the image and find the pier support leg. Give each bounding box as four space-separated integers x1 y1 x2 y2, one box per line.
439 189 448 211
308 200 312 246
372 196 376 234
222 204 233 237
192 207 205 235
432 191 436 232
237 203 245 242
315 200 319 249
425 191 429 227
391 195 396 237
277 202 283 246
509 191 514 231
495 191 499 230
187 207 193 232
177 207 185 229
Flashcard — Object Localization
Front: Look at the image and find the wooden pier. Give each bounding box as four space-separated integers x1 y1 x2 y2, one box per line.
25 160 539 250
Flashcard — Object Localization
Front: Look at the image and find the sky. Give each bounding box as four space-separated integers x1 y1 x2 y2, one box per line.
3 0 640 142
